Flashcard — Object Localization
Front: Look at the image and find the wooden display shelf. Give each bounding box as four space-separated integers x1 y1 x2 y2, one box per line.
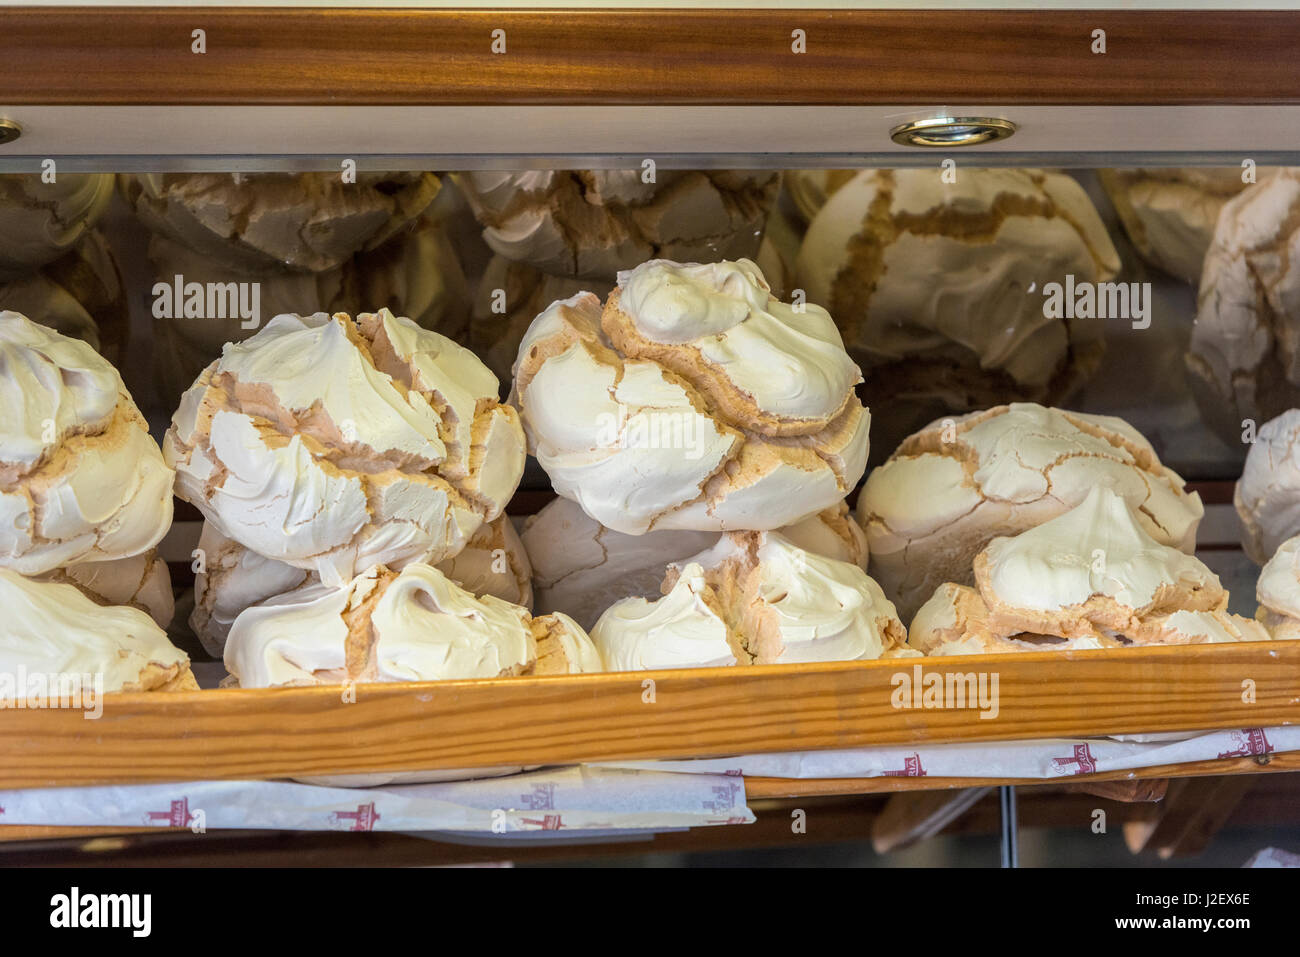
2 641 1296 790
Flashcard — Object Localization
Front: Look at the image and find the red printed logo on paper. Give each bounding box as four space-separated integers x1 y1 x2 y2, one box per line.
882 753 928 777
1217 728 1273 760
1050 743 1098 775
331 802 381 832
521 814 564 830
142 797 195 828
703 781 744 814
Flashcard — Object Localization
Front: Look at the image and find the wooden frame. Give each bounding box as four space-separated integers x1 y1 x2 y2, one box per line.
0 9 1298 106
2 642 1295 789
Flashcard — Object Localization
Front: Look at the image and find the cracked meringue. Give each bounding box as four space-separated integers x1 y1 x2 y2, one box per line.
0 173 114 281
224 562 599 688
1255 534 1300 641
165 309 526 586
0 312 174 575
523 495 867 631
512 258 870 535
796 168 1120 455
857 402 1204 622
191 514 532 656
1099 167 1248 285
0 567 195 694
1234 409 1300 564
908 487 1268 655
592 530 911 670
122 171 440 273
1186 168 1300 446
457 170 779 280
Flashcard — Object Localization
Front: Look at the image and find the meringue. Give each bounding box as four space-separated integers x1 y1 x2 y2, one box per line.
0 312 174 575
1234 409 1300 563
523 495 866 631
191 514 531 656
1255 535 1300 641
165 310 525 585
457 170 779 280
122 172 440 273
0 174 114 281
591 531 911 670
39 550 175 630
1099 167 1248 285
908 488 1267 655
0 568 194 695
857 402 1204 622
796 168 1120 454
1186 168 1300 445
224 563 599 688
512 259 870 535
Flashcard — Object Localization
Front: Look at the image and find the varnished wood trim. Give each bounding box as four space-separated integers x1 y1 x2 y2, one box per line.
0 642 1296 788
0 9 1298 106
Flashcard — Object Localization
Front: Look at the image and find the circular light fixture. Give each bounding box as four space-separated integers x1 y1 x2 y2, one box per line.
0 119 22 146
890 116 1016 148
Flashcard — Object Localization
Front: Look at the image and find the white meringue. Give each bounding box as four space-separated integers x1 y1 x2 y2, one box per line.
0 312 175 575
1254 534 1300 641
857 402 1204 622
224 563 598 688
190 514 532 657
1186 168 1300 445
796 168 1119 453
522 496 866 631
1234 409 1300 564
39 551 175 630
907 488 1267 655
0 568 194 694
591 531 910 671
513 259 871 535
165 310 525 586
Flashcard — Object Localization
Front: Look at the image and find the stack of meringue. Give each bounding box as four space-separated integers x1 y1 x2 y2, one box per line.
857 402 1204 622
1254 535 1300 641
908 488 1268 655
122 172 470 402
1234 409 1300 564
514 256 908 668
0 311 193 696
1185 168 1300 447
165 307 599 683
796 168 1120 457
463 169 780 387
0 173 128 361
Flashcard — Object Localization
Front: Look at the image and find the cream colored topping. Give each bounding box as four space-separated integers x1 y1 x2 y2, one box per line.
0 567 189 693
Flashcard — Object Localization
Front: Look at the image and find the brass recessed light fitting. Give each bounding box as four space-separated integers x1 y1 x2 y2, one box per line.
890 116 1016 148
0 119 22 146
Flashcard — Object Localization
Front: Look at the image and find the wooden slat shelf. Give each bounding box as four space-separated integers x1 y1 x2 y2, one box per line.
2 641 1297 790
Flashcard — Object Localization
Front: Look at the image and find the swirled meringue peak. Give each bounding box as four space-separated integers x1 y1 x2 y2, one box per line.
0 311 174 574
591 530 911 670
908 487 1268 655
164 309 525 586
512 259 870 535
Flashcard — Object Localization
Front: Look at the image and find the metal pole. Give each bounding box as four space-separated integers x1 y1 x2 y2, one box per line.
998 785 1019 868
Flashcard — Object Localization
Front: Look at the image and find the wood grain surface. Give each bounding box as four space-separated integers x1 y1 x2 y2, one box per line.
0 9 1297 105
1 642 1295 789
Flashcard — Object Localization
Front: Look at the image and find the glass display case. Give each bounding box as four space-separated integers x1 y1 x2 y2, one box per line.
1 2 1298 873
